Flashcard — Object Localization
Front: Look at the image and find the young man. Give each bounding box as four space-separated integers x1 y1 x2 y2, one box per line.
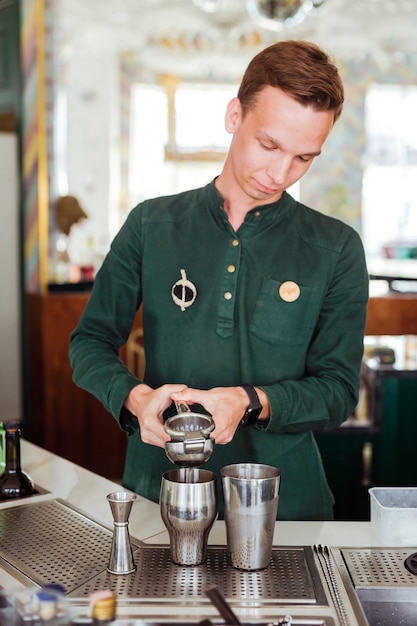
70 40 369 520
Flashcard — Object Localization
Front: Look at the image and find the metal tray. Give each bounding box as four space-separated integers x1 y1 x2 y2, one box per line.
0 499 326 607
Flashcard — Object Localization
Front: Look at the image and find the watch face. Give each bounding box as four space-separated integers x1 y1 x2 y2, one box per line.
240 385 262 427
241 406 262 427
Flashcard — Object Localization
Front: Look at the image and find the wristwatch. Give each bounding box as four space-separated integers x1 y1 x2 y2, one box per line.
239 384 262 427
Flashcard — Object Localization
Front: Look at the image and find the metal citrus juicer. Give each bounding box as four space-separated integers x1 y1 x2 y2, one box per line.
164 401 215 467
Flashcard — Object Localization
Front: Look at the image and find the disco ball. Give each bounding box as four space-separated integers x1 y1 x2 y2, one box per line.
246 0 314 30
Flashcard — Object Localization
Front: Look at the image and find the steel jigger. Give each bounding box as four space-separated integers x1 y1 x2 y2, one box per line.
164 401 215 467
107 491 137 575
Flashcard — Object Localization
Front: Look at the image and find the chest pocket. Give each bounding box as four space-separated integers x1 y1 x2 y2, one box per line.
250 278 319 347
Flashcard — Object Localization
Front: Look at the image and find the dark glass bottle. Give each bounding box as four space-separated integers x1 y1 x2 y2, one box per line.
0 422 35 500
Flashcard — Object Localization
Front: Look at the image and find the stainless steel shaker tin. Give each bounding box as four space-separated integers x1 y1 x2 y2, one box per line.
220 463 281 571
160 467 218 566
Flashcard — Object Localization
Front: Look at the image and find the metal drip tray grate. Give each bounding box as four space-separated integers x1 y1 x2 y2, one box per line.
0 498 115 591
341 548 417 589
0 499 327 607
70 544 326 604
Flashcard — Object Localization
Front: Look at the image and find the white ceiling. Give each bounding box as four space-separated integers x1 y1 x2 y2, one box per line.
55 0 417 79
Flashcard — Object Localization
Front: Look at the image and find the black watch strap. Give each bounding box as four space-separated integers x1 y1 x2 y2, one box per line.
240 384 262 427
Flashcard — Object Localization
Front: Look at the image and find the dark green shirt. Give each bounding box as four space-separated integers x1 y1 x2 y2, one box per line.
70 181 369 520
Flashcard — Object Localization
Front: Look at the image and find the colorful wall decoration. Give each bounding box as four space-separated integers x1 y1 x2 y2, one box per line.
20 0 53 293
301 52 417 235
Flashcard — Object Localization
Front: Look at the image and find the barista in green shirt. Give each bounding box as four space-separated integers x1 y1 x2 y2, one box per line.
70 40 369 520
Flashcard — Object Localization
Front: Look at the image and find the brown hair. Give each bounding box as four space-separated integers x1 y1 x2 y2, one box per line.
237 40 344 123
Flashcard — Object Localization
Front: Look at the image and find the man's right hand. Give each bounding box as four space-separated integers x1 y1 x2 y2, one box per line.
123 383 189 448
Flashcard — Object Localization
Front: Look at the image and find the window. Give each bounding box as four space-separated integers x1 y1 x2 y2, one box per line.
169 83 236 158
362 84 417 260
128 82 236 205
129 84 169 202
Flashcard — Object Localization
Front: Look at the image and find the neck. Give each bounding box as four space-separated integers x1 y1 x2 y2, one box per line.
215 164 284 231
224 204 247 232
215 174 255 232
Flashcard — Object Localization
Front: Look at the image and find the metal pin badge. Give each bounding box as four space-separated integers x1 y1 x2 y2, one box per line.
279 281 300 303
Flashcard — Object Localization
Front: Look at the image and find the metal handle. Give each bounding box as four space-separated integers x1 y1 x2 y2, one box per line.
183 432 206 455
175 400 191 414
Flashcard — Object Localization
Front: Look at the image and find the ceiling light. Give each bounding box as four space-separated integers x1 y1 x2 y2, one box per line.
246 0 314 31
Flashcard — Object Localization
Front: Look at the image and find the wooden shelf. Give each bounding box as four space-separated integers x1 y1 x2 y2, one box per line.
26 292 142 481
365 293 417 335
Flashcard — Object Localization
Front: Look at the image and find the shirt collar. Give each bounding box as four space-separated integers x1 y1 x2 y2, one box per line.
205 178 296 227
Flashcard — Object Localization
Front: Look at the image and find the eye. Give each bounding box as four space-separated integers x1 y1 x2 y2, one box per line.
260 141 276 151
298 155 313 163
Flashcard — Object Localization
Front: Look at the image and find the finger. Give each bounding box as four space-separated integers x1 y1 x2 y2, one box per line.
211 420 235 445
140 426 170 448
171 388 210 409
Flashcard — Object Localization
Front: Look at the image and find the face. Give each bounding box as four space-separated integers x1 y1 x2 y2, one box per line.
224 85 334 206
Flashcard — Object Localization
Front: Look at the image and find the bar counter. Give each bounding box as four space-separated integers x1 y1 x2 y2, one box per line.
4 441 382 552
0 441 390 625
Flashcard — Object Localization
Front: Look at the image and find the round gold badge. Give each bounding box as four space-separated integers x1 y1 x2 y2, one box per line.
279 281 300 303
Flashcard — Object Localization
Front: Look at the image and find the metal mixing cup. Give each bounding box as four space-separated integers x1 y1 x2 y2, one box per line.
220 463 281 571
160 467 218 566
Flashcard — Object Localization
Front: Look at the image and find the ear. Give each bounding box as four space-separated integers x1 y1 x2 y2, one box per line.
224 97 242 134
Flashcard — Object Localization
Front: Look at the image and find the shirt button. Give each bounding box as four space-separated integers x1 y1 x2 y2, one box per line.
224 292 232 300
227 265 236 273
231 239 239 247
255 210 261 217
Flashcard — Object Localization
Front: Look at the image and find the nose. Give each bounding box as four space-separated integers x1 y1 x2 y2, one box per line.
266 155 292 186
